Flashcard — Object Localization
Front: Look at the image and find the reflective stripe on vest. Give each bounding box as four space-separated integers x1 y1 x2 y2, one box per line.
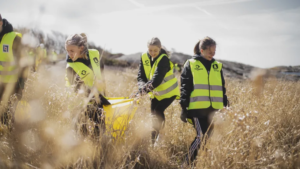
190 96 223 102
0 32 22 83
188 59 223 110
141 52 180 101
160 74 175 84
65 49 103 93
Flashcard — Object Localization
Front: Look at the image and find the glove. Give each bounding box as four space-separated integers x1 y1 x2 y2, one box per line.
180 108 188 123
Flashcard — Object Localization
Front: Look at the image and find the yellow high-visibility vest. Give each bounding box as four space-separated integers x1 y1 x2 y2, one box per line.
65 49 104 93
188 59 224 109
141 53 180 101
174 63 180 71
35 47 47 70
51 51 57 62
0 32 22 83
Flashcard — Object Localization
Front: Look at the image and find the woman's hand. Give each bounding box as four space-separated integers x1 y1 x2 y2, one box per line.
180 108 188 123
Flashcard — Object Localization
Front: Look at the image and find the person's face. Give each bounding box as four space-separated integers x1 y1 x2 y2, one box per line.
148 45 161 58
65 45 83 61
201 45 216 61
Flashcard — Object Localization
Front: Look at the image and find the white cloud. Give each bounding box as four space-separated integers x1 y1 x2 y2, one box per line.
1 0 299 67
194 6 213 16
128 0 145 8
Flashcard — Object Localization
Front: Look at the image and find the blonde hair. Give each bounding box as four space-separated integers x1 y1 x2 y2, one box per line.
65 33 88 59
147 37 171 57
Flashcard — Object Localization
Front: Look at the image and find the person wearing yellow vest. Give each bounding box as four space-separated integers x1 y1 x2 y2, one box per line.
34 44 47 71
137 37 180 145
174 63 181 73
180 37 228 165
49 49 58 64
65 33 109 137
0 14 26 125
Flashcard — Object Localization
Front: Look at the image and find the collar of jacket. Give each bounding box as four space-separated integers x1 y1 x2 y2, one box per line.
192 54 215 63
66 52 90 66
0 19 14 43
147 48 168 61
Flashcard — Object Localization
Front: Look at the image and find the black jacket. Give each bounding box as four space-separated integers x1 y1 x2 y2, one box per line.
180 54 228 116
66 53 109 106
137 49 170 93
0 19 24 99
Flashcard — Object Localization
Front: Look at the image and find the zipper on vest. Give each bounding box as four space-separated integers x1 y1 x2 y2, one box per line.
208 70 212 104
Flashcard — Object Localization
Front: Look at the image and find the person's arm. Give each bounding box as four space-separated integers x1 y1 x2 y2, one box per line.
180 60 193 109
140 56 170 93
12 36 22 60
12 36 26 96
137 57 148 89
221 69 228 107
97 50 106 95
179 60 193 123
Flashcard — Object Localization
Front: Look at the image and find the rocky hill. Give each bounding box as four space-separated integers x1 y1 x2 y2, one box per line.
16 28 299 81
115 52 255 79
269 65 300 81
116 52 300 81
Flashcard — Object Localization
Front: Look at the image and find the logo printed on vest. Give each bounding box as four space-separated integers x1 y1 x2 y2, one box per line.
93 58 99 64
81 70 86 75
195 65 203 71
213 64 218 69
3 45 9 53
144 60 150 66
213 64 219 72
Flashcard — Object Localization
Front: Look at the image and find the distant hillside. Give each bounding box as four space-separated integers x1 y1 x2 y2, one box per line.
116 52 255 79
269 65 300 81
16 28 299 81
116 52 299 81
15 27 123 66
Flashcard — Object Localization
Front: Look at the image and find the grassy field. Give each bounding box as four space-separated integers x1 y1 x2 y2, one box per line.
0 65 300 169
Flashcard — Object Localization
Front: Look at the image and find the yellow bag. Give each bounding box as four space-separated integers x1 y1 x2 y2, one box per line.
14 97 139 140
104 97 139 139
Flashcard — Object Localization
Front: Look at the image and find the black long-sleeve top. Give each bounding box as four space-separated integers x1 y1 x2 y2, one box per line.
137 49 170 93
180 55 228 113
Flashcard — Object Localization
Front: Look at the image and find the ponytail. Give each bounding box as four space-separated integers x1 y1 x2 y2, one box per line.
194 41 201 55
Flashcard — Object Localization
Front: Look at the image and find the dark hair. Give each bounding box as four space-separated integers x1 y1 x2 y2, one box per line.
0 14 2 21
194 36 216 55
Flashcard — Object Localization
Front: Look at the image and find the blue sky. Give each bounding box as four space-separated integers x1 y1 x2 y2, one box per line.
1 0 299 68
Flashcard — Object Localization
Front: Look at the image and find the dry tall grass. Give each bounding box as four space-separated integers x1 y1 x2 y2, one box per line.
0 64 299 169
